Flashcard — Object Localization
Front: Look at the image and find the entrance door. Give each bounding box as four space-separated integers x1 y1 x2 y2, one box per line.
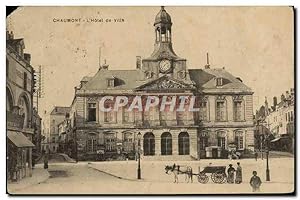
212 148 218 158
161 132 172 155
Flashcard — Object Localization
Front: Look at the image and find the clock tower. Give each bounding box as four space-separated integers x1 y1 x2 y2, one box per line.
142 6 191 82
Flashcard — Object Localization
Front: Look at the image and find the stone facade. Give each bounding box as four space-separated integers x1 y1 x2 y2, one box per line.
6 31 35 181
66 7 254 161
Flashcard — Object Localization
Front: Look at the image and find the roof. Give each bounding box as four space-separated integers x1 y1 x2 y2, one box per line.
50 106 71 115
78 67 252 94
154 6 172 25
81 76 92 82
81 69 147 91
189 68 252 93
6 38 25 49
7 130 35 147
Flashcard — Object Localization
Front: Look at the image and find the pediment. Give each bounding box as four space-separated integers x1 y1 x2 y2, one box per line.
135 76 195 91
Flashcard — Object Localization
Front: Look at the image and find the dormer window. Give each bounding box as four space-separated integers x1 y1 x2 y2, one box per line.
145 71 153 79
178 70 186 79
216 77 223 86
107 78 115 87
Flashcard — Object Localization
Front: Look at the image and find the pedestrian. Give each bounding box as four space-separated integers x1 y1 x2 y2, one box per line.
235 162 242 184
254 151 258 161
44 153 49 169
227 164 235 184
250 171 262 192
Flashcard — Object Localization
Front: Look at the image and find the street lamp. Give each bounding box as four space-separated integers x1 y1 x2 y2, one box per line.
137 132 142 180
265 135 271 181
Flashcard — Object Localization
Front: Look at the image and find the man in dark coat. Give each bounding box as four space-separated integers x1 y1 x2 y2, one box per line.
250 171 262 192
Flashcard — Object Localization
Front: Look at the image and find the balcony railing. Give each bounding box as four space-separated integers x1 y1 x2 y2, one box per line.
7 111 24 128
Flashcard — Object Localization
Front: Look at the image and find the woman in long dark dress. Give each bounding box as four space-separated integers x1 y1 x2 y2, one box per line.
235 162 242 184
227 164 235 184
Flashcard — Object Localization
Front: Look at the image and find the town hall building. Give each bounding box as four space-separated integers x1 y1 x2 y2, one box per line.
66 7 254 160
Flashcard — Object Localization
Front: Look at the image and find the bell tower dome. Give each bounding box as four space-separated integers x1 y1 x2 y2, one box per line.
154 6 172 43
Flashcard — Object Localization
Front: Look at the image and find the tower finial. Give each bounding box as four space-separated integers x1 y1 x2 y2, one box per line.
161 6 165 10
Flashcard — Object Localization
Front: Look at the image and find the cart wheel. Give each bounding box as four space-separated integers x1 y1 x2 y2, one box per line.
197 173 209 184
211 171 225 184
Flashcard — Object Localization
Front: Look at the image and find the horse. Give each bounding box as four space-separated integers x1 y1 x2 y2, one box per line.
165 164 193 183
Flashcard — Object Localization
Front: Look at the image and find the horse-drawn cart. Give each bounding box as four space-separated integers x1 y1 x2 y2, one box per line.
196 166 227 184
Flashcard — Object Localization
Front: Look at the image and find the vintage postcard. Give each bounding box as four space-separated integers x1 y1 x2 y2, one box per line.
6 6 294 195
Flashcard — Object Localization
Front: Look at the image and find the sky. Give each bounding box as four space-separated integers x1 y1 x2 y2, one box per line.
6 6 294 115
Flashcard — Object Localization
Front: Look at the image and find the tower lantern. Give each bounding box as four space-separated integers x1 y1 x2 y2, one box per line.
154 6 172 43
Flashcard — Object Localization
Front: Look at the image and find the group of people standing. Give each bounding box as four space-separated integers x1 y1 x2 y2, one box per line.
227 162 242 184
227 162 262 192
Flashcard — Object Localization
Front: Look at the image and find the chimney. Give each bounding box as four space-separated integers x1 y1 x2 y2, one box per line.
136 56 141 69
102 59 109 70
290 88 294 96
9 31 14 40
281 94 285 102
273 96 277 108
24 53 31 64
286 91 290 99
204 52 210 69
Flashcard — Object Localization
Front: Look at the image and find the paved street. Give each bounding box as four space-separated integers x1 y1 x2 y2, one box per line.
11 157 294 195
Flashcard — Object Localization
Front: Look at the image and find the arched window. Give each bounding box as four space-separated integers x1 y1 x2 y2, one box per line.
86 133 98 153
217 130 226 149
105 133 117 152
6 88 13 111
161 132 172 155
123 132 134 152
143 132 155 156
178 132 189 155
6 58 9 77
234 130 244 149
199 131 209 150
18 95 30 128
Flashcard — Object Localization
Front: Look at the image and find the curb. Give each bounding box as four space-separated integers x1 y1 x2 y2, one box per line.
7 169 50 194
87 164 142 182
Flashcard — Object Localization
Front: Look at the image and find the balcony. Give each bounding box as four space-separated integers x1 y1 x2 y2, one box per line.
7 111 24 129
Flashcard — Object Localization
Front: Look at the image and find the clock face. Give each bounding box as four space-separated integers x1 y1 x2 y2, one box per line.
159 60 171 73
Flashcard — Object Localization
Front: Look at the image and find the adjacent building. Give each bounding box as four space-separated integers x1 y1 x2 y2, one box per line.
254 88 294 152
6 31 35 181
66 7 254 161
48 106 70 153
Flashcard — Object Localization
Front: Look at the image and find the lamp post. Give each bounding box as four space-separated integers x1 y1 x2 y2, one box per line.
265 135 270 181
137 132 141 180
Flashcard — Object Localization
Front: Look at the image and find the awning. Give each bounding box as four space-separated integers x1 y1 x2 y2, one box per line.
7 130 35 147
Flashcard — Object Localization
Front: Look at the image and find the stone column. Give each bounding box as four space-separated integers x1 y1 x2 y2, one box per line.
172 131 179 155
154 130 161 156
189 129 198 158
28 147 32 177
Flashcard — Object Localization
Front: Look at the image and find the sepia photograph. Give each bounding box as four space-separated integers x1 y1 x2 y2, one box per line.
6 6 295 195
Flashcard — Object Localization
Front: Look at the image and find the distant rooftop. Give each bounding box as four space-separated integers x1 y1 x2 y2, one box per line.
50 106 71 115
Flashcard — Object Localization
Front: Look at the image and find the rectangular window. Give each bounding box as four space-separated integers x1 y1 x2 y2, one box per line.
104 111 114 123
216 78 223 86
217 137 226 149
87 103 96 122
123 109 129 123
107 79 114 87
23 72 27 90
216 101 226 121
199 102 207 121
233 101 242 121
